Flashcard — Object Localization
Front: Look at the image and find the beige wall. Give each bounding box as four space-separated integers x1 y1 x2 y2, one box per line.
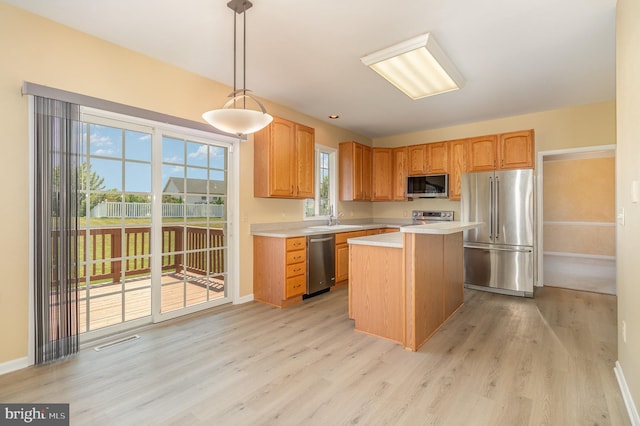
0 2 370 364
370 101 616 220
616 0 640 416
543 157 615 256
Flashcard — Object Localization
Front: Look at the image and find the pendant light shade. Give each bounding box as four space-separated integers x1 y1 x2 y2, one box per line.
202 90 273 136
202 0 272 137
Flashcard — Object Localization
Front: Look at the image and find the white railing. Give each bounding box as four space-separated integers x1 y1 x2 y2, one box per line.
91 202 224 218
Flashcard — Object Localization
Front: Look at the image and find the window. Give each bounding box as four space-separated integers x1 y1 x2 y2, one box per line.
304 145 337 219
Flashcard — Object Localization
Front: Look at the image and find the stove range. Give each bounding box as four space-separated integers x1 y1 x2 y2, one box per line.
409 210 454 225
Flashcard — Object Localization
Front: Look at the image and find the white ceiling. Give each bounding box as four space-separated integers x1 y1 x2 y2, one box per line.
6 0 616 138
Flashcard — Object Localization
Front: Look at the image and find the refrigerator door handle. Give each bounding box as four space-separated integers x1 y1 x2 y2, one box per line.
464 243 533 253
495 176 500 240
489 176 493 240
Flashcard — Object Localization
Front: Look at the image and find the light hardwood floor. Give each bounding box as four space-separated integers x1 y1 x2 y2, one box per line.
0 286 629 425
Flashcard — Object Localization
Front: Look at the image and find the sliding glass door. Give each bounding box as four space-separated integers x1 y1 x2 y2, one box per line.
77 110 232 338
160 135 229 316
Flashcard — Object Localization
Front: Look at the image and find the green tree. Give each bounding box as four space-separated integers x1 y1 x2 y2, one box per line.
76 162 107 217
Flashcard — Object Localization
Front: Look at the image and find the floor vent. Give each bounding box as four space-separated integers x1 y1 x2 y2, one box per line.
94 335 140 352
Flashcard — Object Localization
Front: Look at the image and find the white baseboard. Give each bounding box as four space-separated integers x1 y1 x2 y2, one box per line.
615 361 640 426
234 293 254 305
0 356 30 376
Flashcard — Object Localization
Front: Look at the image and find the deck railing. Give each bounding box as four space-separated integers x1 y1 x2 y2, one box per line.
52 226 225 285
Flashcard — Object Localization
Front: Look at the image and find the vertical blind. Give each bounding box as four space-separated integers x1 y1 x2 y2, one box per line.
33 96 81 364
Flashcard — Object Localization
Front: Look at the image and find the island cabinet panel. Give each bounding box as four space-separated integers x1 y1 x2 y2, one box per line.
254 236 306 308
349 244 404 343
404 233 444 349
443 232 464 319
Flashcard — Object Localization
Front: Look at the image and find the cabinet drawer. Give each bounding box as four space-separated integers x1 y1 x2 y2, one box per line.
286 250 305 264
287 263 306 277
335 230 367 245
286 237 306 251
286 274 306 298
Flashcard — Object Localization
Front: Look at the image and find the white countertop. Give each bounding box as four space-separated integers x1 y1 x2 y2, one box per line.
251 223 402 238
401 221 483 235
347 221 483 248
347 232 403 248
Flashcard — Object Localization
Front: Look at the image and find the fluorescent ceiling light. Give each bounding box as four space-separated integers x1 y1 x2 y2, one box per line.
361 33 464 100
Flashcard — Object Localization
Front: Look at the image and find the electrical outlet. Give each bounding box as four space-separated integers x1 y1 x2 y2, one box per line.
622 320 627 343
403 210 408 217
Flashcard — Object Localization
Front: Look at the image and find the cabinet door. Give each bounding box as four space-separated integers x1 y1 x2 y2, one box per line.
362 146 372 201
427 142 448 173
372 148 393 201
448 139 467 201
499 130 534 169
392 147 407 201
407 144 427 175
295 124 315 198
467 135 498 172
335 242 349 283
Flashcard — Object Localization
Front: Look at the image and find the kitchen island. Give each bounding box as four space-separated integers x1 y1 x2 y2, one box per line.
348 222 481 351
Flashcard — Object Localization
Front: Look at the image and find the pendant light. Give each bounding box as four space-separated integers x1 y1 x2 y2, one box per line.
202 0 273 136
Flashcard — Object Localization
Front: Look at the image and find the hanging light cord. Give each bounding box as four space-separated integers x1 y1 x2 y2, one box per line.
243 8 247 109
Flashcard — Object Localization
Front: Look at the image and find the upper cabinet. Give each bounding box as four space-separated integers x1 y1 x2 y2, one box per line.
499 130 534 169
339 141 372 201
408 144 427 175
467 130 534 172
408 142 448 175
467 135 498 172
448 139 467 201
426 142 449 174
339 129 533 203
372 148 393 201
254 116 315 199
392 147 408 201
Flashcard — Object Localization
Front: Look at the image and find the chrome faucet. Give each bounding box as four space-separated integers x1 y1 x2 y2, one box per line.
327 206 343 226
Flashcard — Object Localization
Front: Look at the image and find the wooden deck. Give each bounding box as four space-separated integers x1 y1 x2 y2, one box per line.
77 273 225 333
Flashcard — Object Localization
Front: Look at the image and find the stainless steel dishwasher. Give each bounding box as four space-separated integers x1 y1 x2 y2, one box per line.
306 234 336 296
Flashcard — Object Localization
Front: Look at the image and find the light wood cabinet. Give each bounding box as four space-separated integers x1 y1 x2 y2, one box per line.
408 142 448 175
362 146 372 200
339 141 373 201
254 116 315 199
372 148 393 201
392 147 408 201
254 236 306 308
408 144 427 175
426 142 449 173
335 230 367 284
499 130 534 169
467 135 498 172
467 130 534 172
448 139 467 201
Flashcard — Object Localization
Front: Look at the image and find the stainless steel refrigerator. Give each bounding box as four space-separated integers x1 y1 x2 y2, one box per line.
461 169 535 297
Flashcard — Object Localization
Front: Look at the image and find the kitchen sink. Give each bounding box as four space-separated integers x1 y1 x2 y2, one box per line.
306 224 363 231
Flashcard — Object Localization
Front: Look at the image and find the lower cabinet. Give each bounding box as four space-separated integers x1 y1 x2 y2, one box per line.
254 236 306 308
335 231 367 284
335 228 399 284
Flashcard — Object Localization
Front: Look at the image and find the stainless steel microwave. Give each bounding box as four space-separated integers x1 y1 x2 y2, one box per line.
407 174 449 198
